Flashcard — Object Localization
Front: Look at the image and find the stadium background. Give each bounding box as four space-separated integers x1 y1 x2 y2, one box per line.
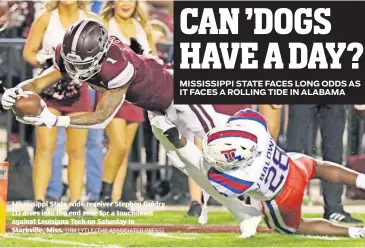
0 1 365 246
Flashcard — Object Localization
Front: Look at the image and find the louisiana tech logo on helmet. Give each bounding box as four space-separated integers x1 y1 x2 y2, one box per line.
220 148 244 162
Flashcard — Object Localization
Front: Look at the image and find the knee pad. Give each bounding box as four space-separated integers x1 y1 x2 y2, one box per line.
151 125 176 151
150 116 176 151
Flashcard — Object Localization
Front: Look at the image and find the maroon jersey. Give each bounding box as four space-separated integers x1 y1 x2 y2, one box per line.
54 36 173 114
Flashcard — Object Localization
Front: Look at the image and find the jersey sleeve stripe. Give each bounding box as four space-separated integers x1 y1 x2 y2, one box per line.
210 181 240 197
108 62 135 89
208 168 254 194
207 130 257 143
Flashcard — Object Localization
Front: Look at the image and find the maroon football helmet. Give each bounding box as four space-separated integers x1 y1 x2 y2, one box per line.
61 19 112 81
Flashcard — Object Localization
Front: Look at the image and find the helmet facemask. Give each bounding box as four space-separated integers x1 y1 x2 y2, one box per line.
61 51 103 82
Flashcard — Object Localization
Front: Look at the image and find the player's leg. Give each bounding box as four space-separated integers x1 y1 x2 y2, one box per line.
33 108 60 204
297 218 364 238
100 118 128 201
315 160 365 191
258 105 281 141
111 122 139 203
65 120 88 203
265 195 365 238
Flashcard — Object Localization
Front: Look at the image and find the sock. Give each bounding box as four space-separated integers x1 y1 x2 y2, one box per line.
356 174 365 190
100 181 113 201
348 227 362 238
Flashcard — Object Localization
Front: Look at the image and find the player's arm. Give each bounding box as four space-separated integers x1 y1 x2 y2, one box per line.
19 67 63 93
23 86 128 129
1 67 62 110
65 86 127 129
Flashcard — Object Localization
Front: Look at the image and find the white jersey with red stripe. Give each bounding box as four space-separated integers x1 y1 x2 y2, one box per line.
207 109 290 201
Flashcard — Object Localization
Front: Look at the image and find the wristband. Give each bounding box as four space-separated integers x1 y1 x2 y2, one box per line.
56 116 71 127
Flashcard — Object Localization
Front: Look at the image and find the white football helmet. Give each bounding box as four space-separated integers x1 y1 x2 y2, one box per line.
202 124 259 172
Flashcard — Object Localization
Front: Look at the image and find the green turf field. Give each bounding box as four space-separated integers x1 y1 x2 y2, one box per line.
2 211 365 247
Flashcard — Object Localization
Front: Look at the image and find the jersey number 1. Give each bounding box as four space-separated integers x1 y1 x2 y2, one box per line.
265 146 289 192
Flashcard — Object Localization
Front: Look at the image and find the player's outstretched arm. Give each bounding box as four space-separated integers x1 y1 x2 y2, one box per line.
19 67 63 93
1 68 62 110
66 87 127 129
23 87 127 129
315 159 365 190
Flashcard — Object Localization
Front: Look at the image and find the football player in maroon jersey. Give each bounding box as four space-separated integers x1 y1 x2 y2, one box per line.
2 19 259 231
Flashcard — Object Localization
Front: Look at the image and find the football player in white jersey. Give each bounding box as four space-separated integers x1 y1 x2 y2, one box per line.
150 108 365 239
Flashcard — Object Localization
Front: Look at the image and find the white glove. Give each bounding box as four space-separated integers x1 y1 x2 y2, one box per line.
239 215 262 239
1 87 25 110
23 100 58 128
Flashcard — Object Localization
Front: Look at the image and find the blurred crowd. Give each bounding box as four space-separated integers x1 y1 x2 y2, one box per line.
0 1 364 224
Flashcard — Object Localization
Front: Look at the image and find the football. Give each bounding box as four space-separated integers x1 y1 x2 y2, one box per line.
13 92 42 118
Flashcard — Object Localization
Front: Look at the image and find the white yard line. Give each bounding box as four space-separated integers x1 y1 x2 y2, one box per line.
298 235 346 240
147 232 197 240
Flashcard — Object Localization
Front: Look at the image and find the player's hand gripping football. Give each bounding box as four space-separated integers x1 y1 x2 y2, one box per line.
1 87 26 110
23 100 58 128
